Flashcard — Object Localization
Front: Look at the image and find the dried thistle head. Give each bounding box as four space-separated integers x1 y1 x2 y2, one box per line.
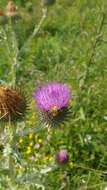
0 86 27 122
0 9 7 25
6 1 18 17
0 10 4 16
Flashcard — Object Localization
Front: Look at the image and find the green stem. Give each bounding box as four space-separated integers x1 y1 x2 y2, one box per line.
8 18 18 87
17 7 48 58
6 122 16 180
11 56 17 87
0 27 12 63
82 12 105 88
31 7 48 39
7 7 47 87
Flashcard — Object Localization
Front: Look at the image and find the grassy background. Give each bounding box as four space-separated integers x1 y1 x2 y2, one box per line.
0 0 107 189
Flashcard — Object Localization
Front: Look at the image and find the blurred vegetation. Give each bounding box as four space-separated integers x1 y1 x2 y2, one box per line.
0 0 107 189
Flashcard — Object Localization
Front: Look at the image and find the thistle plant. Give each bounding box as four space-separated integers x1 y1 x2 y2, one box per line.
6 1 18 17
0 1 48 87
0 0 55 187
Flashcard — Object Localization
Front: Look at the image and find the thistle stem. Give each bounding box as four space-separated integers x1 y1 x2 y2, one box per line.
81 12 105 88
6 122 16 181
31 7 48 39
9 18 18 87
9 7 47 86
17 7 48 57
0 26 12 63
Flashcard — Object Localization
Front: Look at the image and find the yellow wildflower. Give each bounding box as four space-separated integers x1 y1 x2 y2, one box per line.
26 146 32 154
44 156 49 161
29 133 33 140
29 142 33 146
44 155 53 161
69 162 73 168
48 156 53 161
19 138 23 144
38 139 42 144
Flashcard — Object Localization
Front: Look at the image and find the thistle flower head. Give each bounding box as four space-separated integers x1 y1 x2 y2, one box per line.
0 10 4 16
0 10 7 25
33 83 71 127
34 83 70 112
56 149 69 164
6 1 18 17
0 86 27 122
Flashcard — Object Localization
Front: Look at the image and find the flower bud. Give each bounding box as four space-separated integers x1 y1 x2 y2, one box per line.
5 1 18 17
56 149 69 164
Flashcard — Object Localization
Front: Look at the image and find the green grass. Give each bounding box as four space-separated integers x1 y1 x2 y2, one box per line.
0 0 107 189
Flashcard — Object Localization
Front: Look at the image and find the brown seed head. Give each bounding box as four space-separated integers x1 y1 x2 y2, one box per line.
6 1 18 17
0 10 4 16
0 87 27 122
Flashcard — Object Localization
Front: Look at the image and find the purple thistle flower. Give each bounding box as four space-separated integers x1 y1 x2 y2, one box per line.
56 149 69 164
33 83 70 112
33 82 71 127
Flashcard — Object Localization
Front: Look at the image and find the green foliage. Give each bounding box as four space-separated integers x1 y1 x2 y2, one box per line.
0 0 107 189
